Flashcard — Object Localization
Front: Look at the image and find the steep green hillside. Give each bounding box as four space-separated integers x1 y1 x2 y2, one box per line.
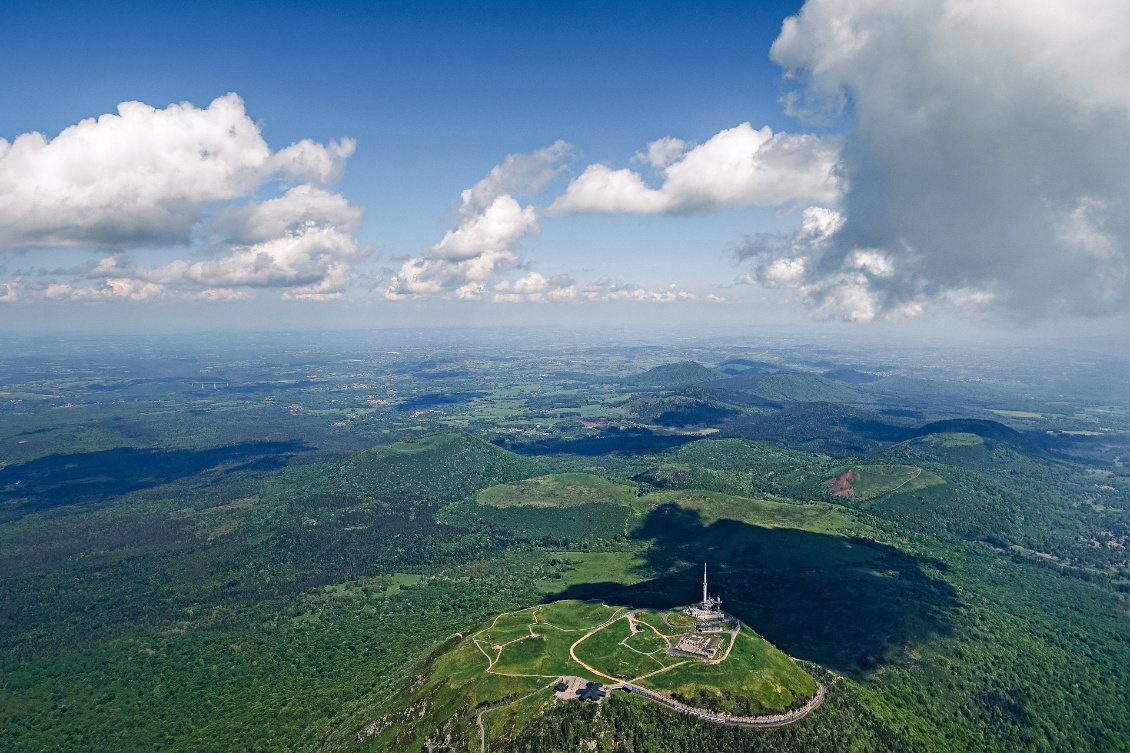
624 361 726 388
477 473 639 508
268 431 549 508
642 437 840 501
618 391 740 427
912 419 1037 450
824 464 944 501
719 402 913 457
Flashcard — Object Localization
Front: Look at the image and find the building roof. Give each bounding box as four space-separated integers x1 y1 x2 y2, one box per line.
576 681 607 702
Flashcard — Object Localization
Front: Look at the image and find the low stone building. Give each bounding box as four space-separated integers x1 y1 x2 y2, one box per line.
670 634 722 659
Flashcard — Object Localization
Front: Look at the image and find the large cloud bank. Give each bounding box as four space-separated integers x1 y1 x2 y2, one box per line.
0 94 366 301
748 0 1130 320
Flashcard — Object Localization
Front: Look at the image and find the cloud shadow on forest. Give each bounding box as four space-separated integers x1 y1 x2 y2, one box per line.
549 505 957 676
497 427 699 456
0 441 311 521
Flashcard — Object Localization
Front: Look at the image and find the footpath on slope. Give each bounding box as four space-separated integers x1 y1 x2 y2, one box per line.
476 679 558 753
471 601 826 748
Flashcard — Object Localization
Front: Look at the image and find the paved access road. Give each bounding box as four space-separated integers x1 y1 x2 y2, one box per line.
621 681 826 728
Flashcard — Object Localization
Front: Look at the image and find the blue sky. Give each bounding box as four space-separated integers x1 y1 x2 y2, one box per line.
1 0 1127 330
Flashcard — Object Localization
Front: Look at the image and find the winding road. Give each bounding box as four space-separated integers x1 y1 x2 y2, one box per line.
623 680 826 728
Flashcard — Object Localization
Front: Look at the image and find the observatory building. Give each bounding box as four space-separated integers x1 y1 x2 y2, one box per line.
684 563 726 633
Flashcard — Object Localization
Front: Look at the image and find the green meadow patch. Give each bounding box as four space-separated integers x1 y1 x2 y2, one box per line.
634 489 854 536
573 617 664 678
537 551 647 594
826 464 946 501
535 599 620 630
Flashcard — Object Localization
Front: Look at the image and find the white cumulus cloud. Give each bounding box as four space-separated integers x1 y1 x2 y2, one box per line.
60 220 369 303
582 276 696 302
0 93 354 249
208 184 363 245
491 272 576 303
385 250 518 299
428 196 538 262
386 143 571 299
0 94 370 303
548 123 841 215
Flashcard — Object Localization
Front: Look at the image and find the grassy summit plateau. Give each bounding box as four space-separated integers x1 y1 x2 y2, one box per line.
357 599 816 752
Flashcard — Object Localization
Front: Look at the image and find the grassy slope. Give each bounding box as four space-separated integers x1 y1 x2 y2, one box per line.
535 600 618 630
492 627 581 677
826 464 945 501
359 634 546 753
652 437 841 501
480 611 538 648
637 489 853 536
573 617 664 678
640 626 817 715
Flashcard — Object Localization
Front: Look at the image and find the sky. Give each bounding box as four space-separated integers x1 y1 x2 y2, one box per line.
1 0 1128 332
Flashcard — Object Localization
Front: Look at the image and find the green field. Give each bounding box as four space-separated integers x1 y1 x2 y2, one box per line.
989 409 1044 419
913 431 985 447
478 610 538 650
623 620 670 654
537 551 647 593
662 610 697 628
492 626 583 677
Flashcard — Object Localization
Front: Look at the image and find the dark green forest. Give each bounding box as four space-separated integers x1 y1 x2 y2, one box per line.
1 335 1129 752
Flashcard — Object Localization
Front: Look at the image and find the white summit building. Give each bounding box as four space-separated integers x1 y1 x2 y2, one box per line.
684 563 725 632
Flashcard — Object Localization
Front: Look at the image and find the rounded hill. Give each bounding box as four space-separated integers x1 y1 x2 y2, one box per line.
912 418 1034 449
351 599 819 751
